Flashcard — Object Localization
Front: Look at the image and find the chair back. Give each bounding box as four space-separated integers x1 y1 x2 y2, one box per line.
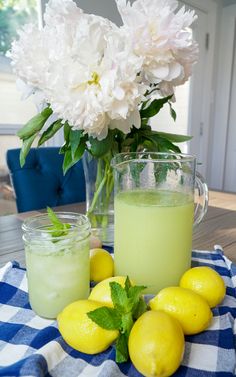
6 147 85 213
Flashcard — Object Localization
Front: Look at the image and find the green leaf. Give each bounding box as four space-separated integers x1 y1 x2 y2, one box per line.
140 95 173 118
47 207 63 227
142 139 157 151
121 312 133 335
20 133 37 167
63 122 71 143
89 132 112 158
128 286 147 306
62 141 85 175
115 333 129 363
38 120 63 146
59 143 68 155
121 138 135 147
87 307 121 330
87 277 148 364
157 137 181 153
70 130 82 159
17 107 52 139
157 131 192 143
154 164 169 183
110 282 129 311
124 276 132 293
169 103 177 121
133 298 148 320
46 207 71 237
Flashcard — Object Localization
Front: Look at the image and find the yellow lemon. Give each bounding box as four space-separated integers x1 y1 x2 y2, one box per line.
88 276 130 307
90 248 114 283
128 310 185 377
149 286 212 335
179 266 226 308
57 299 118 354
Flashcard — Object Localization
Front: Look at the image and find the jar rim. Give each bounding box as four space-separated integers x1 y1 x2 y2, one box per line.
111 152 196 167
22 212 91 240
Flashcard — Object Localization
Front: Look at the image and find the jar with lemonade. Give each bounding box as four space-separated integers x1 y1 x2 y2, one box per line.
22 211 90 319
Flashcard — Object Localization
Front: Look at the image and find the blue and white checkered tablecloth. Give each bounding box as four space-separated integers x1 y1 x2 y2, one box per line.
0 247 236 377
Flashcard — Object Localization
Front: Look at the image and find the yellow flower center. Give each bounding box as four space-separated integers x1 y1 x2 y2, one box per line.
88 72 100 86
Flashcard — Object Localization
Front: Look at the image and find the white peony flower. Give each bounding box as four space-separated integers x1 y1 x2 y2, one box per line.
9 0 145 139
43 0 83 27
8 0 198 140
116 0 198 96
46 17 145 139
9 23 48 90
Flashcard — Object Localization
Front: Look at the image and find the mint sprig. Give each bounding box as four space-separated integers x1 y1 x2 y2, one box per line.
87 277 147 363
47 207 71 237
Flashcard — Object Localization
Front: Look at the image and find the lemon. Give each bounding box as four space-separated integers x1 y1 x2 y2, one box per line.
88 276 130 307
57 299 118 354
90 248 114 282
179 266 226 308
128 310 185 377
149 286 212 335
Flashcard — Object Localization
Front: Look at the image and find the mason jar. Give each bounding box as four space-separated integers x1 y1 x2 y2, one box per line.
22 212 90 319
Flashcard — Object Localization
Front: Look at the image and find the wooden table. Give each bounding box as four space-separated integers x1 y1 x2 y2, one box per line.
0 190 235 268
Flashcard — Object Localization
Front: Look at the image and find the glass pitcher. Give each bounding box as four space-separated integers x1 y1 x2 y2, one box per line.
111 152 208 294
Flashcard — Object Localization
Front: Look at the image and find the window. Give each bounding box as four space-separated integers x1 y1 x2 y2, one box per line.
0 0 40 170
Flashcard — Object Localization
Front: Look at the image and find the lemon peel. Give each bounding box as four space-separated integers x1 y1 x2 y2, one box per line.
180 266 226 308
149 286 212 335
88 276 130 307
57 299 118 354
128 310 184 377
90 248 114 283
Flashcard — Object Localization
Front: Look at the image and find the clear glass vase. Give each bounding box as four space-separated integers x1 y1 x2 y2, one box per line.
82 151 114 246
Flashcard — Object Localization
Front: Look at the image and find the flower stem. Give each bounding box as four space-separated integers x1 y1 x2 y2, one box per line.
86 153 114 242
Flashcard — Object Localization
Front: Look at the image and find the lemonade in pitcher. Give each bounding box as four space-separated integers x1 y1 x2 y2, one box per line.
112 153 208 294
114 189 194 293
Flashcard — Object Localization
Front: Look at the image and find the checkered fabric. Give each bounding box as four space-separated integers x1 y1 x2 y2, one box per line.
0 247 236 377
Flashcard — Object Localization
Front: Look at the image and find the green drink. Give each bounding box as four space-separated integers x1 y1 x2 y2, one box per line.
23 212 90 319
114 190 194 294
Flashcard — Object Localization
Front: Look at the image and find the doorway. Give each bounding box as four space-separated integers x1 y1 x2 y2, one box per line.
151 0 217 178
209 4 236 192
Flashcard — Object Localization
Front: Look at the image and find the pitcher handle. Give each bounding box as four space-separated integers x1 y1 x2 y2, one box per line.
194 171 209 227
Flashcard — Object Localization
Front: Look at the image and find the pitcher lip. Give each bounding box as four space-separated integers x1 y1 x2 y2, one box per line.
111 152 196 167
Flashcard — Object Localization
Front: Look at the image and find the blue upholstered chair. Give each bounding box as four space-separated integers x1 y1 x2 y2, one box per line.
6 147 86 213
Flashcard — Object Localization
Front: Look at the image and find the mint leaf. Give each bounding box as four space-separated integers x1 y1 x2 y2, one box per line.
87 307 121 330
133 298 148 320
110 282 128 312
128 286 147 306
116 333 129 363
47 207 62 227
124 276 132 293
121 312 133 335
88 277 147 364
46 207 71 237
